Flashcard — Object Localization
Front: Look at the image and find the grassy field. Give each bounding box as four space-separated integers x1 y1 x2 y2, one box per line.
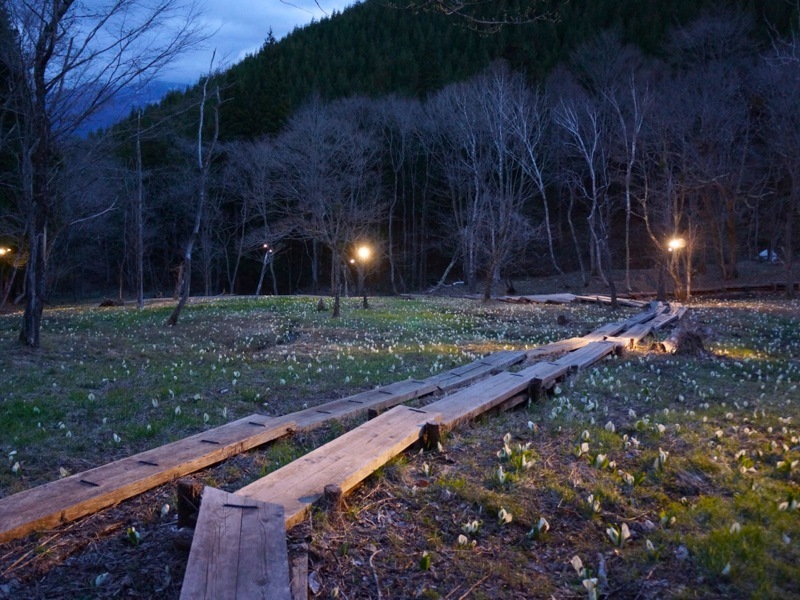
1 294 799 599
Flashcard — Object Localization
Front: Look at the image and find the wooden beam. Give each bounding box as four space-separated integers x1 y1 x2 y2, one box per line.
552 341 620 372
0 416 295 545
236 406 439 529
180 487 291 600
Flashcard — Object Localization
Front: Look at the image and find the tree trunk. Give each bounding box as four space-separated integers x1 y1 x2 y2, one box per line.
167 76 220 326
785 192 797 299
311 239 319 295
135 110 145 309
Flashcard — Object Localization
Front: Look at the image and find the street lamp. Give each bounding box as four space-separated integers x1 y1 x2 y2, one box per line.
667 236 687 301
255 243 275 297
354 244 371 309
0 247 11 257
668 237 686 252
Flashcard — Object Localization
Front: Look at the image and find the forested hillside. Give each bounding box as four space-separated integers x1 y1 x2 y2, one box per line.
1 0 799 330
218 0 794 137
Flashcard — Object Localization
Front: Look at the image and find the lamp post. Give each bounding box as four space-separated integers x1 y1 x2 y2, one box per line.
667 237 686 300
255 243 274 297
354 244 371 309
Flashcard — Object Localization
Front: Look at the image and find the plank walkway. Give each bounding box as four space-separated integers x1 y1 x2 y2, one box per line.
180 487 291 600
0 416 295 545
235 405 439 528
498 293 647 308
424 361 569 429
179 299 684 598
0 351 523 545
524 301 667 359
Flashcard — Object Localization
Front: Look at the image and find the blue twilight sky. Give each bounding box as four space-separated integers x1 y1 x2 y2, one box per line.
167 0 355 84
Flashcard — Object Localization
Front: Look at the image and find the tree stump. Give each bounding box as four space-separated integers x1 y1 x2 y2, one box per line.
674 330 705 356
321 484 344 513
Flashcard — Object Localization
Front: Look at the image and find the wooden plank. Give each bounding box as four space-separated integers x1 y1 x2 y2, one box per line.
525 337 589 360
287 351 525 432
236 406 439 528
426 371 533 430
180 487 291 600
0 416 295 545
615 323 655 345
553 341 619 371
573 295 647 308
498 293 577 304
648 305 687 330
290 554 308 600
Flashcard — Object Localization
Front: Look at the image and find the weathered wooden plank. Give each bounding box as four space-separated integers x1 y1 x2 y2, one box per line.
553 341 620 371
287 351 525 432
0 416 295 544
648 305 687 330
573 295 647 308
426 371 532 430
236 406 438 528
180 487 291 600
525 337 589 360
617 323 655 345
498 293 578 304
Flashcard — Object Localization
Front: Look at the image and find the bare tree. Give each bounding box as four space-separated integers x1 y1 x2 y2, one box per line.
273 97 385 317
509 83 563 278
555 95 618 307
427 65 542 299
374 95 421 294
763 40 800 298
224 137 291 296
167 65 221 326
665 11 759 281
604 76 651 291
1 0 206 346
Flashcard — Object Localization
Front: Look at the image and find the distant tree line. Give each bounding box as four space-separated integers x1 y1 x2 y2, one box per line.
2 2 800 340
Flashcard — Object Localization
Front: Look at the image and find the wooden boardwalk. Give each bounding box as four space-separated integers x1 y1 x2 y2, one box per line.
0 350 522 545
180 487 291 600
183 299 685 597
0 416 294 545
2 294 690 600
235 405 438 528
499 293 647 308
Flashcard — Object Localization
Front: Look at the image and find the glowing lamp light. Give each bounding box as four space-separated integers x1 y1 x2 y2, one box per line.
0 247 11 256
668 238 686 252
356 245 371 261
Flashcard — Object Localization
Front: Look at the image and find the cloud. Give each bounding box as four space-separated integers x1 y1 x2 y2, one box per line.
166 0 355 83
